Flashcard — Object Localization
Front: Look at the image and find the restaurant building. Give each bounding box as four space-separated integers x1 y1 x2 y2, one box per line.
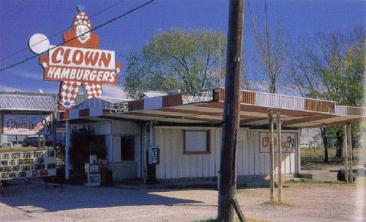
61 88 366 183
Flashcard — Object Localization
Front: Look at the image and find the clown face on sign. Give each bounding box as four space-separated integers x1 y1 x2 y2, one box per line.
74 14 91 43
29 8 122 110
76 25 90 43
66 10 96 47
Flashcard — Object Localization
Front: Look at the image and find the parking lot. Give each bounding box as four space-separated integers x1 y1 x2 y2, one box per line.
0 179 365 222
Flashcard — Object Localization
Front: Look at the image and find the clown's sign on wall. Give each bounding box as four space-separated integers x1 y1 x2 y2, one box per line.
29 8 121 109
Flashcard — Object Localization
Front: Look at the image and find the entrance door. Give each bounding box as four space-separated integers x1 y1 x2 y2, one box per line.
121 136 134 161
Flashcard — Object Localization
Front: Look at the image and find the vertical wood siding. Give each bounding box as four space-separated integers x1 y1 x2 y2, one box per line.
155 127 298 179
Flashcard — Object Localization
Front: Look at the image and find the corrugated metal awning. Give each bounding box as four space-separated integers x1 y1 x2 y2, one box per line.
63 88 366 128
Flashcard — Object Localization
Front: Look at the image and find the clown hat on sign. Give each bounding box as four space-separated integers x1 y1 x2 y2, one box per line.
63 6 100 48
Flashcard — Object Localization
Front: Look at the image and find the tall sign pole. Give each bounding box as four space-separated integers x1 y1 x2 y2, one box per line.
218 0 244 221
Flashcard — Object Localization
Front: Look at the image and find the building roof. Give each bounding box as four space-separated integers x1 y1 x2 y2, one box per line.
0 91 88 112
0 91 57 112
64 88 366 128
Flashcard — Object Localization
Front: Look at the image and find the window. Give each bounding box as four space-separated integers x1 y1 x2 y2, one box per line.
121 136 135 161
183 130 210 154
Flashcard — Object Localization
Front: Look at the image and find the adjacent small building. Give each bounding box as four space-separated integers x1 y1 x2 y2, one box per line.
0 91 57 146
0 91 88 147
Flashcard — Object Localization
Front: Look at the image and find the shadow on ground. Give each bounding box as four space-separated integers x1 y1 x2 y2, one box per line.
0 181 203 213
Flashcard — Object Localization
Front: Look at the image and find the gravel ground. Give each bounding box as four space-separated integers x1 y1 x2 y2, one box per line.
0 178 365 222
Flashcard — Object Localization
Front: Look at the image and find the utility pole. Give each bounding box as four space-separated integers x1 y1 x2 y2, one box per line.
217 0 244 221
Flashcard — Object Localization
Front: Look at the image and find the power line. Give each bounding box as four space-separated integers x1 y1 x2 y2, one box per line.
0 0 154 73
0 0 124 62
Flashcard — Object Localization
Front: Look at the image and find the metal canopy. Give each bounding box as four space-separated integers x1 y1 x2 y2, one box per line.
65 88 366 128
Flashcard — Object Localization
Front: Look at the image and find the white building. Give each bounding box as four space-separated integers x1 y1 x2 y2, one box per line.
300 128 322 148
62 88 365 183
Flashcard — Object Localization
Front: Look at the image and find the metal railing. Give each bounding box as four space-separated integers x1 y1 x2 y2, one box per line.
181 89 214 105
106 102 129 113
335 106 366 116
254 91 305 111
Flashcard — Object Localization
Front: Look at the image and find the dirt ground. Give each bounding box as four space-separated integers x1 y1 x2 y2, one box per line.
0 178 365 222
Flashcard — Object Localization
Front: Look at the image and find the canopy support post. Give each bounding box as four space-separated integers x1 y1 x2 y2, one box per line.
65 120 70 180
268 109 275 203
276 112 282 203
347 123 353 183
344 124 349 183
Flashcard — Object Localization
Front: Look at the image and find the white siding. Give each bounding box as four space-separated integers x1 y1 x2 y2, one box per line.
241 130 298 177
155 127 298 179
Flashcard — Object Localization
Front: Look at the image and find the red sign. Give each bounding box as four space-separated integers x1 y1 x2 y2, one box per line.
35 9 122 109
3 114 52 135
259 132 297 153
44 46 118 84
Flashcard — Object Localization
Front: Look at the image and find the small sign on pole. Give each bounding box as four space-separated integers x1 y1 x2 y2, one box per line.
148 146 160 165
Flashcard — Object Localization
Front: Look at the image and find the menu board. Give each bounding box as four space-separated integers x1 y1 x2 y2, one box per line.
0 148 56 180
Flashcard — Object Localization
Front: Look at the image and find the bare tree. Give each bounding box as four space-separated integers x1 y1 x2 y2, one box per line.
247 0 287 93
288 27 365 160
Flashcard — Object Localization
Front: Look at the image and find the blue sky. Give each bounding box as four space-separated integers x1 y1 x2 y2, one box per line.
0 0 365 95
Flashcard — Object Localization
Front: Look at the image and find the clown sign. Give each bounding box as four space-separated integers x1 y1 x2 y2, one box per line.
46 46 118 84
29 8 121 109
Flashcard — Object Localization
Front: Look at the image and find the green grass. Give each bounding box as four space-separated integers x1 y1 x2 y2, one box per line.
285 178 347 185
301 147 362 162
0 146 52 152
259 200 293 208
300 147 362 170
301 147 338 161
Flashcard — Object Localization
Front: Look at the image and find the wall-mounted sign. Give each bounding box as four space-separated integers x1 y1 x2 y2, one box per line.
3 114 52 135
259 132 297 153
29 8 122 110
0 148 56 180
